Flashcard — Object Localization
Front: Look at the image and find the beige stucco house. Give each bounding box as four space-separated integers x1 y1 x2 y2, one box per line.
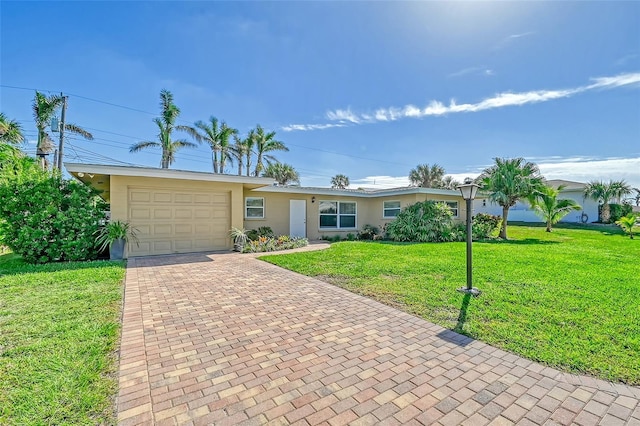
66 163 469 257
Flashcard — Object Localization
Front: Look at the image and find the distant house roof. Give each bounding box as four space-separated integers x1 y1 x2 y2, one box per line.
545 179 587 191
252 185 467 198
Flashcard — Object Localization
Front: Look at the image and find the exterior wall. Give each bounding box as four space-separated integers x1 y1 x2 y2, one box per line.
244 190 468 240
473 190 598 223
110 175 246 251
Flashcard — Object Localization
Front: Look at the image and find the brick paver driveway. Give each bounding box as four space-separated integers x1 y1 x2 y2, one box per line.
117 251 640 425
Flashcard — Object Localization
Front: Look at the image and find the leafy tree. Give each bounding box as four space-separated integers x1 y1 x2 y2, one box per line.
409 163 445 188
0 143 39 183
32 91 94 169
262 163 300 186
440 176 460 190
477 157 544 239
584 179 632 223
0 113 26 145
529 185 582 232
331 174 350 189
386 201 460 242
615 214 637 239
252 125 288 176
130 89 198 169
185 116 238 173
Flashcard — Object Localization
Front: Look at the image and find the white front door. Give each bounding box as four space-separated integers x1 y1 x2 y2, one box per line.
290 200 306 238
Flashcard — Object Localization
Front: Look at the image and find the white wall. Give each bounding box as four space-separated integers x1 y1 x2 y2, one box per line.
474 190 599 223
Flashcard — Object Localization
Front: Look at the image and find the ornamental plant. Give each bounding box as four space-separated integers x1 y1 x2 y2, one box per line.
386 201 460 242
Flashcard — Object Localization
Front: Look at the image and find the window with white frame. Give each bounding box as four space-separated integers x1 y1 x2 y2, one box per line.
245 197 264 218
383 201 401 218
436 200 459 217
319 201 356 228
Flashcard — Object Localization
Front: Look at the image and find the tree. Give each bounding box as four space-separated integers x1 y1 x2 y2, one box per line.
478 157 544 239
32 91 93 169
252 125 288 176
409 163 445 188
529 185 582 232
584 179 632 223
229 135 248 176
440 176 460 190
185 117 238 173
615 214 637 239
0 113 26 145
130 90 198 169
262 163 300 186
629 188 640 207
244 130 256 177
331 174 350 189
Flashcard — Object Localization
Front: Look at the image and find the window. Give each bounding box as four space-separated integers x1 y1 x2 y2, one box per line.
383 201 401 218
245 197 264 218
319 201 356 228
482 199 487 207
436 200 459 217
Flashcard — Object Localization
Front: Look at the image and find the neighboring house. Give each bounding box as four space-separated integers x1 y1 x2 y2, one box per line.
66 163 470 257
473 179 598 224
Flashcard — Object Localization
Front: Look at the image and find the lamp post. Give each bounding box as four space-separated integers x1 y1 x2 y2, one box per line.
457 178 481 296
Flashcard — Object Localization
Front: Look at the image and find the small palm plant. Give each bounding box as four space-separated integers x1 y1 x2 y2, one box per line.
529 185 582 232
96 220 139 259
229 227 248 252
615 214 637 239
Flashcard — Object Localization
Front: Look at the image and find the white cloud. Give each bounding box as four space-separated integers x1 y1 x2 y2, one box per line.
282 73 640 131
614 53 638 67
448 66 495 78
493 31 535 50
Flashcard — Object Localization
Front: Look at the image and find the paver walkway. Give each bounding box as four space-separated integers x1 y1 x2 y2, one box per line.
117 250 640 425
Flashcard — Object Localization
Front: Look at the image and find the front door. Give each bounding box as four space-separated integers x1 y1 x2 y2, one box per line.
289 200 306 238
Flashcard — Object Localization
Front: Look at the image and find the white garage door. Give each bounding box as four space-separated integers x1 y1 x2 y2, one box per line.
127 187 230 256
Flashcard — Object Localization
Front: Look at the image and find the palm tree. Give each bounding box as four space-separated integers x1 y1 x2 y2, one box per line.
331 174 350 189
130 90 198 169
252 125 288 176
478 157 544 239
409 163 446 188
32 91 93 169
629 188 640 207
184 117 238 173
262 163 300 186
440 175 460 190
529 185 582 232
584 180 632 223
0 113 26 145
229 135 247 176
244 130 256 177
615 214 637 239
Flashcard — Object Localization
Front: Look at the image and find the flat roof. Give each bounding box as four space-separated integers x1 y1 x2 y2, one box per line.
252 185 465 198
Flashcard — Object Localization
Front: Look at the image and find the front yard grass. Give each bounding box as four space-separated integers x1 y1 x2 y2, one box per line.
0 253 125 424
263 223 640 385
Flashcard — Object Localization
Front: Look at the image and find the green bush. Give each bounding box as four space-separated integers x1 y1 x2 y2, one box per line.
247 226 275 241
346 233 356 241
472 213 502 240
243 235 308 253
386 201 461 242
609 203 633 223
357 224 379 240
0 173 106 263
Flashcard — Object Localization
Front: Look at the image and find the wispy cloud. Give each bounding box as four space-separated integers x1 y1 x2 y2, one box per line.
614 53 638 67
492 31 535 50
448 66 494 78
282 73 640 131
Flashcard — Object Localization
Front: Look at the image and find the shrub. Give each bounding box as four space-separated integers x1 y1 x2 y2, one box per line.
472 213 502 240
346 233 356 241
247 226 275 241
0 173 107 263
357 224 379 240
609 203 633 223
243 235 308 253
386 201 459 242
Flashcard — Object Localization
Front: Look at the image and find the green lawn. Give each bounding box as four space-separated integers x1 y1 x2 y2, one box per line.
263 223 640 385
0 253 125 424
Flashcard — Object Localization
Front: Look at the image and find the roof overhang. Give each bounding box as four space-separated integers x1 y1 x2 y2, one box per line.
65 163 276 202
252 185 467 198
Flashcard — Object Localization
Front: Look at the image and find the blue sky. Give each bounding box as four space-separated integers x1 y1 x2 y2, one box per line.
2 1 639 189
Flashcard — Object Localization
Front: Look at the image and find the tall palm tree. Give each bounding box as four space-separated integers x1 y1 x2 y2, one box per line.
229 135 247 176
584 180 632 223
185 117 238 173
262 163 300 186
331 174 350 189
440 175 460 190
252 125 288 176
409 163 446 188
32 91 93 169
529 185 582 232
0 113 26 145
478 157 544 239
244 130 256 177
130 90 198 169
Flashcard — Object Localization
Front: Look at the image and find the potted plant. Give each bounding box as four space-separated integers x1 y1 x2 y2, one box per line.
229 227 248 252
96 220 139 260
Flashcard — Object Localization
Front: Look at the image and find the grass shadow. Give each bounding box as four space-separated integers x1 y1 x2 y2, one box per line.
0 252 124 277
436 293 474 347
509 221 624 236
480 238 560 245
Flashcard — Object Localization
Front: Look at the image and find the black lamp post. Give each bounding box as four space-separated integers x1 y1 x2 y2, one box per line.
457 178 481 296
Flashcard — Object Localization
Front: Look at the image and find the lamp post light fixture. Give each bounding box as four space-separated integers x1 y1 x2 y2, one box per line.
457 177 481 296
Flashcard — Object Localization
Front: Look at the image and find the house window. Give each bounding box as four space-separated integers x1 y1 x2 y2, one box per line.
436 200 459 217
319 201 356 229
482 199 487 207
383 201 401 218
245 197 264 218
